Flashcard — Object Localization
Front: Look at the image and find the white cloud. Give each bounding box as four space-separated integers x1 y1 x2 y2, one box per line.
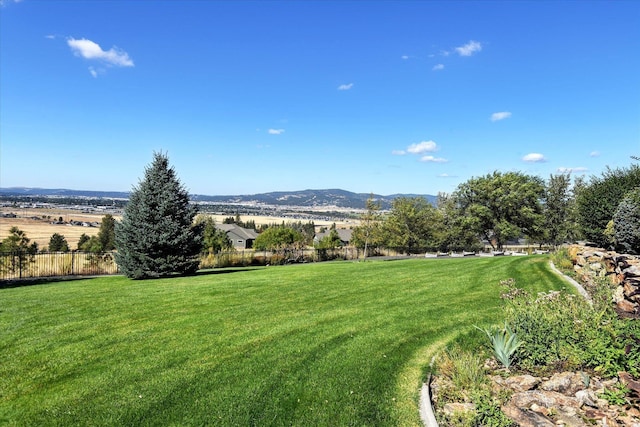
420 155 448 163
455 40 482 56
407 140 438 154
438 173 457 178
268 129 285 135
432 64 444 71
338 83 353 91
67 37 134 67
490 111 512 122
557 167 588 174
392 150 406 155
522 153 547 163
401 55 410 60
589 151 601 157
45 35 56 40
89 67 98 78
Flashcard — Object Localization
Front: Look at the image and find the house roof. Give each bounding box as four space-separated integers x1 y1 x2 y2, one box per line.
215 223 259 240
314 228 353 242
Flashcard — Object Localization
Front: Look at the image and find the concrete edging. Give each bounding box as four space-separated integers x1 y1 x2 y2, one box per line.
548 260 592 304
419 374 439 427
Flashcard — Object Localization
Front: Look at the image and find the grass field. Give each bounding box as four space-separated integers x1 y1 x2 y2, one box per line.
0 256 568 426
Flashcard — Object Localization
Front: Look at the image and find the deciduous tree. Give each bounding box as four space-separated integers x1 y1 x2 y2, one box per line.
253 226 304 251
380 197 442 253
351 195 382 259
453 171 545 250
542 173 573 247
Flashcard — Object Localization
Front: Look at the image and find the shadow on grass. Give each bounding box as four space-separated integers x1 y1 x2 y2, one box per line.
0 275 99 290
0 267 265 290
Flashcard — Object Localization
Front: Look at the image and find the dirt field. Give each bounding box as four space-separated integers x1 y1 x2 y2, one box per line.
0 207 357 250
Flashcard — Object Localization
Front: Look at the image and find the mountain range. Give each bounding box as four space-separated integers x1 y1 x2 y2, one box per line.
0 187 437 210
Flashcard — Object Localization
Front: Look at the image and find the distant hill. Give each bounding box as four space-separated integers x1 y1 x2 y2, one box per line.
0 187 437 210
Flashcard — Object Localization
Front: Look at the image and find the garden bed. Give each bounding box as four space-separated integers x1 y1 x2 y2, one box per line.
429 248 640 426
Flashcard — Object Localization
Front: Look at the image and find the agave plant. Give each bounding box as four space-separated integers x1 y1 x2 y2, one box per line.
475 323 522 370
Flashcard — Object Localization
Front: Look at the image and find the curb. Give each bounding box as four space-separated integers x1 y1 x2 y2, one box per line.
419 374 439 427
548 260 592 304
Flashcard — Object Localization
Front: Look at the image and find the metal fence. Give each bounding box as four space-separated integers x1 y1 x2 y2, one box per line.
0 251 119 281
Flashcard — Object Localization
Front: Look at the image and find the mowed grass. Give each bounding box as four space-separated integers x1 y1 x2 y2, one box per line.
0 256 567 426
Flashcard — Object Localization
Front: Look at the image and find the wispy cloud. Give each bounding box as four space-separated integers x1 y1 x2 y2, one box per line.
392 150 406 156
338 83 353 91
455 40 482 56
490 111 512 122
268 129 285 135
438 173 457 178
522 153 547 163
407 140 438 154
557 167 588 174
67 37 134 68
401 55 410 60
420 155 448 163
0 0 24 6
432 64 444 71
589 151 601 157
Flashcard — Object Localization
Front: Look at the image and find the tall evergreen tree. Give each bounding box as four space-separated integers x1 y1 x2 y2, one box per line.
115 152 202 279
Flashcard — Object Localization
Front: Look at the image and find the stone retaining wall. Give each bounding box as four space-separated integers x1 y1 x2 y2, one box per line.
568 245 640 318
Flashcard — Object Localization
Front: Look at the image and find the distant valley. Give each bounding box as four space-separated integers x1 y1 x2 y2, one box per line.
0 187 437 211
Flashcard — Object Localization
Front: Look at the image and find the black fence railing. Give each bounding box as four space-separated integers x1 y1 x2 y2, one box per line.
0 251 119 281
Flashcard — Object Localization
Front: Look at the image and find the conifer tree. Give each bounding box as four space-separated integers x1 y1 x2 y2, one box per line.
115 152 202 279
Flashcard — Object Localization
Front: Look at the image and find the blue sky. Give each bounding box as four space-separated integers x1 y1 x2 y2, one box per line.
1 1 638 197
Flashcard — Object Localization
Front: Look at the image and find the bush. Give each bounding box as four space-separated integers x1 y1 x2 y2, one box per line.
613 188 640 254
502 279 640 377
434 348 516 427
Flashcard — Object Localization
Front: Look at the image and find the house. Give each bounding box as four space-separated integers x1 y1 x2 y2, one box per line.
313 228 353 246
215 223 259 250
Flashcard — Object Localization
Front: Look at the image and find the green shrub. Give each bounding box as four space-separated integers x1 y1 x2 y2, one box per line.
471 390 517 427
435 348 488 403
550 247 574 273
502 279 640 377
613 188 640 254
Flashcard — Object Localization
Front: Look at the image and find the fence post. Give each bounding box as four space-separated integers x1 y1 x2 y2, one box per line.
71 251 75 276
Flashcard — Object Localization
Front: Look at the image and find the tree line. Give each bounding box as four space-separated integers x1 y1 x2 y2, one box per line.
351 164 639 255
2 152 638 279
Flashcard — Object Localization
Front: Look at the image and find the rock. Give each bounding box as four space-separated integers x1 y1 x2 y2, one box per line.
624 265 640 277
617 298 637 314
492 374 541 392
555 408 590 427
540 372 587 395
509 390 579 411
502 403 556 427
575 389 598 408
619 371 640 394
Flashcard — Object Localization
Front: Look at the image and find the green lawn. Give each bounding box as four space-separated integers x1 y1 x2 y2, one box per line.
0 256 568 426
